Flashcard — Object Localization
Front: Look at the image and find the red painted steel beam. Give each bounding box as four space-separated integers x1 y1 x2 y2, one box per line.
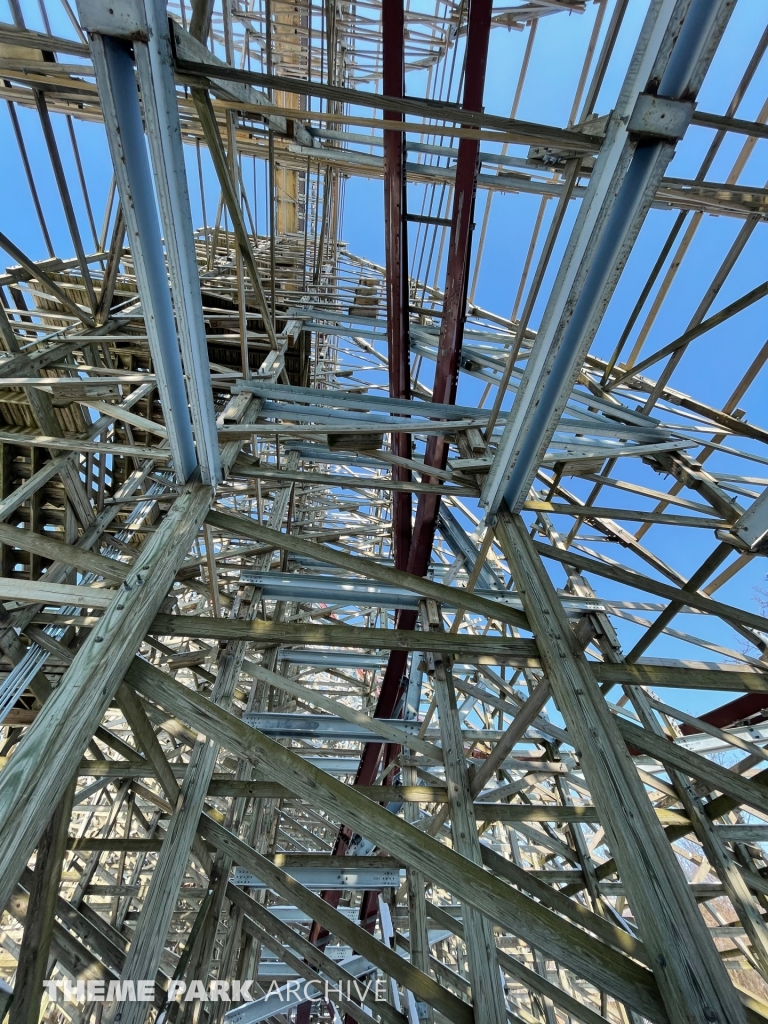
302 1 413 969
383 0 412 576
358 0 493 792
303 1 493 969
367 0 495 753
679 693 768 734
358 0 493 797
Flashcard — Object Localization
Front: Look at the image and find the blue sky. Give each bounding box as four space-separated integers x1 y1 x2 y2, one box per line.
1 0 767 708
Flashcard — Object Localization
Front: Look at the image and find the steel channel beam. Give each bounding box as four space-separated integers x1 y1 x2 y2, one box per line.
85 32 198 482
481 0 735 516
239 569 604 615
131 0 221 484
242 714 421 742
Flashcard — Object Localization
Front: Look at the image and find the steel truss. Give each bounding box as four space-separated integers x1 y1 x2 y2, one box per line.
0 3 768 1024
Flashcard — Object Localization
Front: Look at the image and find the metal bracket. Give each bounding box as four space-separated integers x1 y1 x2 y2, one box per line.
76 0 148 39
627 93 695 140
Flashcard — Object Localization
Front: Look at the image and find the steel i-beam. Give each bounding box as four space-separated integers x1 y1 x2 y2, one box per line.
78 0 221 485
481 0 735 516
383 0 412 574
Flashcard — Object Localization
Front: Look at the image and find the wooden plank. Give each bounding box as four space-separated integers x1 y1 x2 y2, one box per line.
150 613 537 661
233 463 478 496
205 508 530 629
107 660 239 1024
126 657 668 1021
227 882 407 1024
241 661 443 762
0 522 128 582
0 484 212 914
591 662 768 692
172 28 598 153
495 510 746 1024
0 577 115 609
0 429 170 461
427 901 612 1024
524 501 727 528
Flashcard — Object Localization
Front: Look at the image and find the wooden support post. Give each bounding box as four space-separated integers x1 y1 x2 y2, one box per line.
494 508 747 1024
28 447 41 582
0 484 213 913
0 444 12 579
8 776 76 1024
103 656 238 1024
423 602 507 1024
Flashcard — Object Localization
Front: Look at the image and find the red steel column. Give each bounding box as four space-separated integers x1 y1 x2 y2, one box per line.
383 0 412 575
303 0 493 978
363 0 495 775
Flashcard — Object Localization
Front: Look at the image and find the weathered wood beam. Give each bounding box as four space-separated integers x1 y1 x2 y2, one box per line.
0 484 212 913
0 578 114 609
427 901 612 1024
149 614 537 662
423 611 507 1023
205 508 530 629
8 777 75 1024
590 662 768 692
0 522 128 582
232 463 479 496
495 509 747 1024
126 658 668 1021
103 671 238 1024
172 32 598 153
533 537 768 637
242 661 442 762
191 89 278 350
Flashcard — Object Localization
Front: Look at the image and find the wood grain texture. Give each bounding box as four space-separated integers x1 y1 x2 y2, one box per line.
496 510 747 1024
0 484 212 914
127 657 668 1021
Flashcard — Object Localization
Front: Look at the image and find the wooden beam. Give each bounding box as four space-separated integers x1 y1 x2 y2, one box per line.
533 538 768 637
616 717 768 819
150 613 538 662
242 661 443 762
8 777 75 1024
205 508 530 630
126 657 668 1021
424 619 507 1023
591 662 768 692
0 522 128 582
495 510 747 1024
0 578 114 609
0 484 212 914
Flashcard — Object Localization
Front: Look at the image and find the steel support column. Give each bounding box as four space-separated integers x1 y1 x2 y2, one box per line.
79 0 221 484
481 0 735 516
383 0 411 574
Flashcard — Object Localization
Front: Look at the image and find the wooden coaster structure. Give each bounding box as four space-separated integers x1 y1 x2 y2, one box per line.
1 2 768 1024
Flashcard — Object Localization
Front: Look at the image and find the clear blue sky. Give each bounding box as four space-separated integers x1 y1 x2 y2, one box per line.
1 0 767 708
